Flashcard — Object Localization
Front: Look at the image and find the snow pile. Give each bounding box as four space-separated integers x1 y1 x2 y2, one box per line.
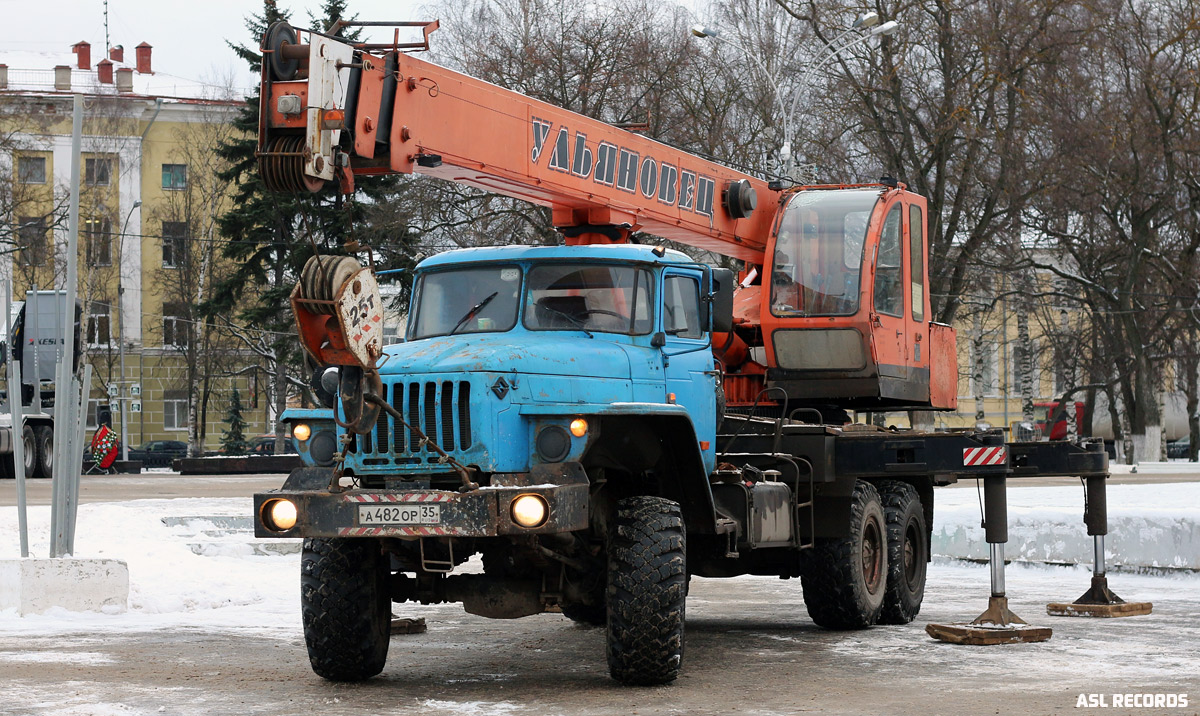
933 482 1200 569
0 498 298 634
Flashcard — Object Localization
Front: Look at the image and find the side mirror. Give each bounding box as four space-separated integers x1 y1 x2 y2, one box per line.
710 268 735 334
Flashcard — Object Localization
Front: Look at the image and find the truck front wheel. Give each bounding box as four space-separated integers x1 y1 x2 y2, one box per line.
801 480 887 629
606 496 686 685
301 537 390 681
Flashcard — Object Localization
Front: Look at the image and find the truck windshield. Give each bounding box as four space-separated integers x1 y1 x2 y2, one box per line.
771 188 879 317
524 263 653 335
409 265 522 339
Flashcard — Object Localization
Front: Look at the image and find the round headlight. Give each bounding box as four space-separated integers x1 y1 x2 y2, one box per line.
293 423 312 442
309 430 337 466
263 499 298 531
536 425 571 462
510 494 548 528
569 418 588 438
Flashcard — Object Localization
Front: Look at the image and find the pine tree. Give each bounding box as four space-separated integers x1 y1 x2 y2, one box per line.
222 387 250 455
206 1 407 450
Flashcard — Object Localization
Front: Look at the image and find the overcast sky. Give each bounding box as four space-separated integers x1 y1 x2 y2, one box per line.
0 0 427 94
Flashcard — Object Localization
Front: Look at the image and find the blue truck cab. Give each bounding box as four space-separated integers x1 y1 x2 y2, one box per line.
346 244 720 484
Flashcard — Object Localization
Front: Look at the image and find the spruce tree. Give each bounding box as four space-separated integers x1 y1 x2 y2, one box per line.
222 387 250 455
207 1 409 446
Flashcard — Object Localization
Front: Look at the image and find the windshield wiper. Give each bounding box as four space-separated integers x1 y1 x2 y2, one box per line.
450 292 498 335
538 306 594 338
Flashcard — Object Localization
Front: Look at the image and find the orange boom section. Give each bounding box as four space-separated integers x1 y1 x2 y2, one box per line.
258 22 774 264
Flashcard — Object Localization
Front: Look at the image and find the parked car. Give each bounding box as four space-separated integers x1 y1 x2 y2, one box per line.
248 434 297 456
128 440 188 468
1167 436 1190 459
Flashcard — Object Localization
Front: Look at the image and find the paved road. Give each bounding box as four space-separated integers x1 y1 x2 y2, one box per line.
2 561 1196 716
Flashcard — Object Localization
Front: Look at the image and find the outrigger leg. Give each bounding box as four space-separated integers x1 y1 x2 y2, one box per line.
1046 475 1152 617
926 475 1052 644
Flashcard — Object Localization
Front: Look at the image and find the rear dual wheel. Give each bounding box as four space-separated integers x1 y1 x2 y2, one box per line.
802 480 887 629
878 480 928 624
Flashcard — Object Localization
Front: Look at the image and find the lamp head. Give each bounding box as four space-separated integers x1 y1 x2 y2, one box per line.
870 20 900 36
854 12 880 29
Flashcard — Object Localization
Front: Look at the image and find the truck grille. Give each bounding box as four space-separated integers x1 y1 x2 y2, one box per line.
362 380 472 463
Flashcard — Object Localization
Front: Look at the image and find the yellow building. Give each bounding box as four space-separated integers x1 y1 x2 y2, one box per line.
0 40 268 451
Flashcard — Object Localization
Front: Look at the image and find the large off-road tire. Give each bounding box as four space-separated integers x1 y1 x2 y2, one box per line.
34 425 53 479
301 537 390 681
801 480 887 629
606 496 686 685
878 480 928 625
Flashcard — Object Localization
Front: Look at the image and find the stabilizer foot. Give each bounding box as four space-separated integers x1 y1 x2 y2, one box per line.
1047 575 1153 618
926 597 1053 645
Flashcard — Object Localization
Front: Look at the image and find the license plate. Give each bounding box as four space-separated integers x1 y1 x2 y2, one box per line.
358 503 441 525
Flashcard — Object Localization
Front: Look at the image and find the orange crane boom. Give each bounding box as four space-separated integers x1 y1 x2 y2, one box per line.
259 21 774 263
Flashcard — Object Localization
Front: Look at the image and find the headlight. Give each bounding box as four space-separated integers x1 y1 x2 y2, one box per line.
309 430 337 466
535 425 571 462
569 418 588 437
262 499 298 531
510 494 548 528
292 423 312 442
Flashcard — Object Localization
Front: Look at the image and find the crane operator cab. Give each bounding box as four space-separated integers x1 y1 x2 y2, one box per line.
753 184 957 412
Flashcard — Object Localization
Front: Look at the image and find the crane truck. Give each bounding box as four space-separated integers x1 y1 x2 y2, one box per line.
251 20 1108 684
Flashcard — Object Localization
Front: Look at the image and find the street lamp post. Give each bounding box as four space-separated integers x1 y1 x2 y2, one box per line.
691 13 900 183
118 199 140 462
780 20 899 180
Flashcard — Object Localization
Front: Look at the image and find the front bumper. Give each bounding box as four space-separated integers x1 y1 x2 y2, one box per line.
253 463 589 539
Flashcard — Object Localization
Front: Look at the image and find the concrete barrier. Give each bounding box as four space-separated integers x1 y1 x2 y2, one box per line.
173 455 301 475
0 558 129 615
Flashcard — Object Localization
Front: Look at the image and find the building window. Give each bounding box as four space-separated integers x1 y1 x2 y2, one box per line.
162 221 187 268
17 216 48 266
163 390 188 430
85 157 112 186
17 156 46 184
163 302 189 349
85 216 112 266
162 163 187 190
87 302 111 346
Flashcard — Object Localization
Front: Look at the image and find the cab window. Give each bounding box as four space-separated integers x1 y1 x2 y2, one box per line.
663 275 702 339
524 264 652 335
873 205 903 317
909 204 924 322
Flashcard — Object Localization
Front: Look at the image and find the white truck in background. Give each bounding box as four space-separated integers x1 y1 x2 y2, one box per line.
0 290 82 479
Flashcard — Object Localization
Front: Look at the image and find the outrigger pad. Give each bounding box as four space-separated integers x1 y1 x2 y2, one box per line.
390 617 428 635
926 596 1053 645
1047 575 1152 618
1046 602 1153 618
925 622 1053 645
